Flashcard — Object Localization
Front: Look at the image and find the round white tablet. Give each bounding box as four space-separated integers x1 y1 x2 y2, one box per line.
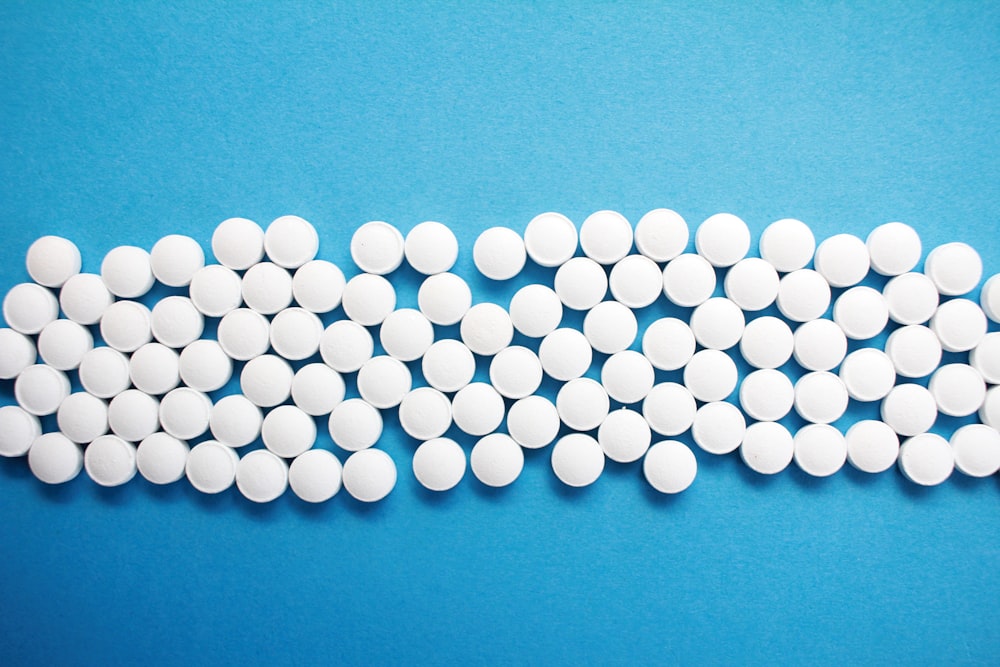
758 218 815 272
78 347 130 399
150 235 204 287
550 433 604 487
291 363 345 416
417 272 472 326
490 345 542 399
412 437 466 491
100 300 151 353
473 227 526 280
56 392 108 444
351 221 405 275
634 208 688 262
240 354 294 407
136 432 190 485
471 433 524 487
898 433 953 486
793 371 849 424
288 449 342 503
884 272 939 325
554 257 608 310
845 420 899 474
739 316 794 370
270 307 323 361
264 215 319 269
404 221 459 275
37 319 93 371
609 254 662 309
724 258 780 312
84 435 137 487
28 433 83 484
507 395 560 449
539 328 593 381
740 421 795 475
776 269 831 322
150 296 204 349
292 260 345 313
217 308 269 361
792 318 847 372
601 351 654 404
867 222 922 276
379 309 434 362
15 364 70 416
107 389 160 441
695 213 750 267
460 303 514 356
884 325 942 378
814 233 870 288
839 348 896 402
319 320 373 373
583 300 638 354
129 342 180 395
159 387 211 440
3 282 58 334
523 212 578 267
212 217 265 270
178 340 232 393
188 265 243 318
236 449 288 503
341 273 396 326
0 329 35 380
262 405 317 458
951 424 1000 477
580 210 633 265
0 406 41 457
924 242 982 296
452 382 505 436
26 235 81 288
793 424 847 477
421 339 476 393
357 356 411 409
981 274 1000 323
928 363 986 417
692 401 746 455
556 378 610 432
598 408 651 463
690 297 745 350
328 398 383 451
100 246 154 298
833 286 888 340
398 387 452 440
980 386 1000 430
739 369 794 422
641 318 695 371
210 394 263 448
970 333 1000 384
683 350 738 402
241 262 293 314
661 253 716 307
930 298 987 353
185 440 239 494
881 384 937 436
642 382 697 437
509 284 562 338
59 273 113 326
643 440 697 493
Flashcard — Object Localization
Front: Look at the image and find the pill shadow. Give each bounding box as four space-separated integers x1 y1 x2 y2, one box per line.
89 482 134 507
640 480 684 508
841 463 882 487
891 471 942 500
36 478 85 505
471 478 517 502
180 482 242 514
414 483 463 508
0 455 31 482
291 496 339 522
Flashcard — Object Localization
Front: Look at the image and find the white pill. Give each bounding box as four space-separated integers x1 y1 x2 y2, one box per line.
928 363 986 417
210 394 263 448
881 384 937 436
136 432 189 485
583 300 637 354
507 395 560 449
642 382 697 436
793 319 847 372
642 317 695 371
240 354 293 407
189 264 243 318
690 297 745 350
380 308 434 362
634 208 688 262
794 371 848 424
56 392 108 444
150 235 205 287
692 401 746 455
460 303 514 356
100 301 151 353
474 227 526 280
598 408 651 463
981 274 1000 323
885 325 942 378
739 316 794 370
883 272 939 325
739 369 794 422
341 273 396 326
523 211 578 267
839 348 896 402
845 420 900 474
793 424 847 477
833 286 888 340
601 350 654 405
108 389 160 441
609 254 662 309
217 308 269 361
404 221 459 275
683 349 738 402
288 449 342 503
129 342 180 395
412 437 466 491
28 433 82 484
270 307 323 361
79 347 131 399
178 340 232 393
319 320 373 373
212 217 265 270
554 257 607 310
550 433 604 487
0 329 35 380
264 215 319 269
813 233 870 288
539 328 592 381
241 262 293 315
724 258 779 312
556 378 610 432
292 260 345 313
924 242 982 296
758 218 815 273
0 406 41 457
867 222 922 276
236 449 289 502
421 339 476 393
291 363 345 417
740 421 795 474
150 296 204 349
101 246 154 298
15 364 70 416
468 433 522 487
951 424 1000 477
931 298 987 353
898 433 953 486
970 333 1000 384
417 272 472 326
509 284 562 338
776 269 831 322
452 382 505 436
661 253 716 307
579 210 633 265
643 440 697 494
59 273 113 325
37 319 93 371
26 235 81 288
84 435 137 487
351 220 405 275
159 387 211 440
695 213 750 267
3 282 58 334
261 405 317 458
398 387 452 440
490 345 542 399
328 399 383 451
357 356 411 409
185 440 239 494
343 448 397 501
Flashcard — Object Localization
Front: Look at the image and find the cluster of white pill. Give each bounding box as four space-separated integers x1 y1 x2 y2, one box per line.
1 209 998 504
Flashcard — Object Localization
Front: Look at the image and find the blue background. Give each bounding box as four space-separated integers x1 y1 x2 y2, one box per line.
2 2 999 665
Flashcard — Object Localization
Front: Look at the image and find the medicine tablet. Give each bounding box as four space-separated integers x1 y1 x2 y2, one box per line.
792 319 847 372
662 253 716 307
26 235 81 288
970 333 1000 384
351 221 405 275
642 318 695 371
793 371 848 424
291 363 345 416
404 221 459 275
210 394 263 448
739 316 794 370
417 272 472 325
556 378 610 432
460 303 514 356
813 233 870 288
642 382 697 437
598 408 651 463
15 364 70 416
288 449 342 503
883 273 939 325
839 348 896 402
84 435 137 487
739 369 794 422
583 300 638 354
643 440 697 494
452 383 505 436
539 328 592 381
0 406 41 457
136 432 190 485
59 273 113 325
846 420 899 474
151 296 204 349
412 438 466 491
342 448 397 502
100 301 152 353
601 351 654 404
609 255 662 309
264 215 319 269
217 308 270 361
740 421 795 475
507 395 560 449
867 222 922 276
690 297 745 350
951 424 1000 477
724 258 779 312
159 387 211 440
398 387 452 440
924 242 982 296
56 392 108 444
357 356 412 409
928 363 986 417
692 401 746 455
269 307 323 361
981 274 1000 323
3 282 59 334
979 387 1000 430
292 260 345 313
0 329 35 380
554 257 608 310
523 211 578 267
793 424 847 477
107 389 160 441
758 218 815 273
930 298 987 353
150 235 205 287
473 227 526 280
129 342 180 395
236 449 288 503
833 286 888 340
881 384 937 437
551 433 604 487
189 264 243 318
79 347 131 399
320 320 374 373
28 433 83 484
100 246 154 298
185 440 239 494
633 208 688 263
212 217 265 270
421 339 476 393
490 346 543 399
328 399 383 451
695 213 750 267
683 349 738 402
37 319 93 371
380 308 434 362
509 284 562 338
240 354 293 407
776 269 831 322
341 273 396 326
241 262 293 314
179 340 232 392
471 433 524 487
898 433 953 486
884 325 942 378
580 210 633 265
262 405 317 458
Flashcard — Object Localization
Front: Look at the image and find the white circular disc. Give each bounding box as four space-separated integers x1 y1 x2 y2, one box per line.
643 440 697 493
845 420 899 474
690 297 745 350
634 208 688 263
881 384 937 437
241 262 293 315
150 234 204 287
212 217 265 270
460 303 514 357
269 307 323 361
898 433 953 486
695 213 750 267
928 363 986 417
884 272 939 325
37 319 93 371
758 218 815 272
357 356 412 409
930 298 987 353
739 316 793 370
924 242 982 296
3 282 58 335
776 269 831 322
100 245 154 298
107 389 160 442
885 325 942 378
264 215 319 269
84 434 137 487
178 340 232 393
78 347 131 399
489 345 542 399
509 284 562 338
556 378 610 432
59 273 113 326
28 432 83 484
554 257 607 310
792 318 847 372
56 392 108 444
129 342 180 396
539 328 592 381
683 349 738 402
867 222 922 276
452 383 505 436
507 395 560 449
0 328 35 380
471 433 524 487
217 308 270 361
523 212 578 267
351 221 405 275
473 227 526 280
981 274 1000 323
580 210 633 265
970 332 1000 384
158 387 211 440
692 401 746 455
288 449 342 503
833 286 888 340
292 260 345 314
320 320 373 373
26 235 81 288
240 354 294 408
839 348 896 402
598 408 651 463
793 424 847 477
417 272 472 326
421 339 476 393
642 382 697 437
0 405 41 457
341 273 396 326
185 440 239 494
328 398 383 451
642 317 695 371
380 308 434 362
136 432 190 485
15 364 70 416
151 296 204 349
601 350 654 404
188 265 243 318
583 300 637 354
739 369 794 422
740 421 794 475
550 433 604 487
662 253 716 307
100 300 152 353
951 424 1000 477
412 438 466 491
405 221 459 275
724 258 779 312
291 363 345 417
236 449 288 503
793 371 849 424
262 405 317 458
609 254 662 309
814 233 870 288
398 387 453 440
210 394 263 448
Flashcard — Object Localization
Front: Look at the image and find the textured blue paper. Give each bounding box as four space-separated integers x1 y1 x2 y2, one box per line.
1 2 999 665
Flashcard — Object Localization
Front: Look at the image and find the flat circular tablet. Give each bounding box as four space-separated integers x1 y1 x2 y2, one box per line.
814 233 870 287
740 421 794 475
776 269 831 322
84 435 137 487
241 262 293 314
417 272 472 326
598 408 651 463
129 342 180 395
328 398 383 451
178 340 232 392
26 235 81 288
662 253 716 307
724 258 780 311
928 363 986 417
580 210 633 265
0 329 35 380
979 386 1000 430
642 382 697 437
100 246 154 298
3 282 58 334
898 433 952 486
159 387 211 440
793 371 849 424
412 438 466 491
951 424 1000 477
288 449 342 503
981 274 1000 323
107 389 160 441
793 424 847 477
881 384 937 436
28 433 83 484
739 316 794 370
264 215 319 269
379 308 434 363
867 222 922 276
554 257 608 310
236 449 288 502
556 378 610 432
583 300 637 354
634 208 688 262
930 298 987 352
690 297 745 350
210 394 263 448
692 401 746 455
550 433 604 487
37 319 93 371
601 350 654 404
792 318 847 372
0 406 41 457
357 356 411 409
351 221 405 275
460 303 514 356
100 300 151 353
845 420 899 474
150 235 204 287
452 382 505 436
970 333 1000 384
833 286 888 340
471 433 524 487
151 296 204 349
924 242 982 296
292 260 345 313
539 328 592 381
341 273 396 326
212 217 265 270
758 218 815 272
240 354 294 407
524 212 578 267
839 348 896 402
421 339 476 393
398 387 452 440
695 213 750 267
217 308 269 361
609 254 662 309
884 272 939 325
320 320 373 373
489 345 542 399
136 432 190 485
473 227 527 281
56 392 108 444
642 317 695 371
884 325 942 378
739 369 794 422
683 350 738 402
269 307 323 361
59 273 113 325
188 265 243 318
262 405 317 458
78 347 131 399
509 284 562 338
643 440 697 493
404 221 459 275
291 363 345 416
15 364 70 416
507 395 560 449
185 440 239 494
